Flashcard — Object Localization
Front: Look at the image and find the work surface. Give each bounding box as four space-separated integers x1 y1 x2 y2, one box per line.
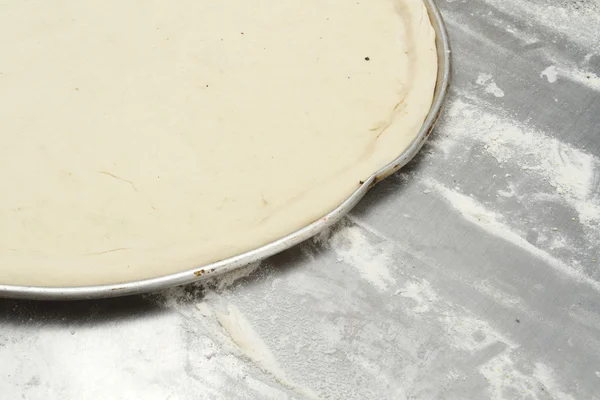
2 0 599 398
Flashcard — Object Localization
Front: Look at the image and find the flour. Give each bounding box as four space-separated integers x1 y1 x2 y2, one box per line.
398 280 438 314
0 305 285 400
215 304 319 399
563 68 600 92
476 73 505 98
216 304 284 377
195 301 213 317
444 97 595 190
424 177 600 292
162 285 320 399
540 64 600 91
471 280 524 310
210 262 262 291
532 363 577 400
541 66 558 83
327 224 396 291
388 276 573 400
479 353 537 400
481 0 600 50
434 92 600 269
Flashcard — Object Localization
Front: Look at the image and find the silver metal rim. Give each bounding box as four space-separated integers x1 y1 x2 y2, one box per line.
0 0 451 300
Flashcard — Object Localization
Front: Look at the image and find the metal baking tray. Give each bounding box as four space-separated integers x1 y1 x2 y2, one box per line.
0 0 451 300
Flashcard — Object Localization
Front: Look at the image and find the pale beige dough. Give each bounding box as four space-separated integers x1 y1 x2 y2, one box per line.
0 0 437 286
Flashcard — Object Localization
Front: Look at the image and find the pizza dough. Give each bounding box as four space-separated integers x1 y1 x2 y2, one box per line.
0 0 437 286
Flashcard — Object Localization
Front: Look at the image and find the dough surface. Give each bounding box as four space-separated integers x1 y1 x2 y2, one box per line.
0 0 437 286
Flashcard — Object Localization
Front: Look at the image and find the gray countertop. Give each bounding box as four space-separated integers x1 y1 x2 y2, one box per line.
2 0 600 398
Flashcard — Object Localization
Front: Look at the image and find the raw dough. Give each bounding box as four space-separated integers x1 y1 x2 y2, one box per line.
0 0 437 286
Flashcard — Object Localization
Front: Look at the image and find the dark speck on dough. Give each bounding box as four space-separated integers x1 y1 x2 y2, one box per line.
365 57 370 61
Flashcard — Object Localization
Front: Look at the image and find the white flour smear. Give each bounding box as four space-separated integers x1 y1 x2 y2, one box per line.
471 280 524 310
210 262 262 291
216 304 283 376
328 224 396 290
424 178 600 293
564 68 600 92
445 98 597 204
481 0 600 50
532 363 577 400
396 277 573 400
446 0 600 95
541 66 558 83
476 73 505 97
398 280 438 314
436 97 600 236
478 353 578 400
539 65 600 91
502 0 599 93
215 304 320 399
0 306 297 400
167 286 320 399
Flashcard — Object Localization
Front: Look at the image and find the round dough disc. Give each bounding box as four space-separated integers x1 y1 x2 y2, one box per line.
0 0 437 286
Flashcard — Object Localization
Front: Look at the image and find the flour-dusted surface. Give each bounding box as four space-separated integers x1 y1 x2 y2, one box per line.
2 0 600 398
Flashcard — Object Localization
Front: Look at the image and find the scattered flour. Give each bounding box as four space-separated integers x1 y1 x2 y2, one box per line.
532 363 576 400
442 313 513 353
479 353 536 400
195 301 213 317
423 178 600 293
391 277 573 400
541 65 558 83
476 73 505 97
471 280 524 310
216 304 281 375
210 262 262 291
440 98 600 227
216 305 294 390
398 280 438 314
564 68 600 92
183 289 319 399
328 224 396 290
496 182 516 198
540 65 600 92
0 307 285 400
481 0 600 50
